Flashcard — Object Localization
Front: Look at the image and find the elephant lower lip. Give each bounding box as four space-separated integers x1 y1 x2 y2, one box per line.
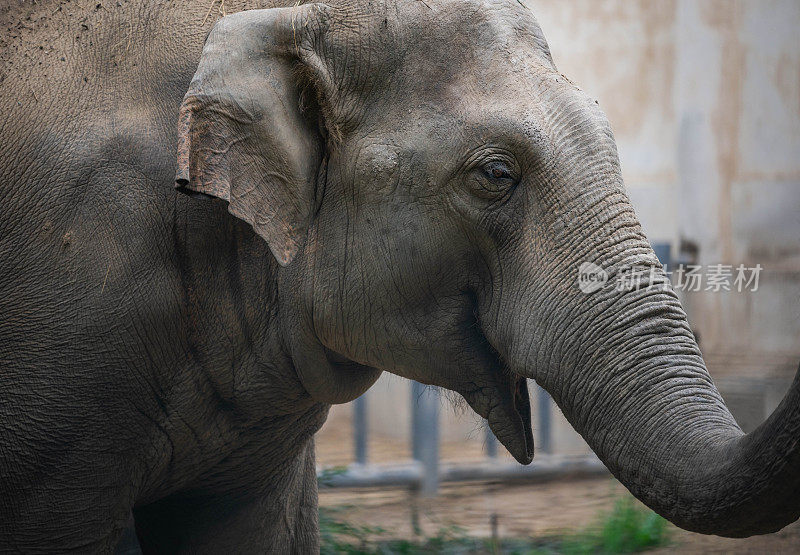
463 374 534 465
511 376 534 463
514 378 533 459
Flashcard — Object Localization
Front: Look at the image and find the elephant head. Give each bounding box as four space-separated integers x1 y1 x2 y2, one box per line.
176 0 800 537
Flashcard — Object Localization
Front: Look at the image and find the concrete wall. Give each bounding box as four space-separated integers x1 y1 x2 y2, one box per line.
532 0 680 243
319 0 800 463
672 0 800 382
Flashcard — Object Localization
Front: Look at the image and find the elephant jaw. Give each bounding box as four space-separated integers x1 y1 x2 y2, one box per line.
462 374 534 465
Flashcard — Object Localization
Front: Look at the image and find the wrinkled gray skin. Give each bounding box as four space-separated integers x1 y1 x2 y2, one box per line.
1 0 799 552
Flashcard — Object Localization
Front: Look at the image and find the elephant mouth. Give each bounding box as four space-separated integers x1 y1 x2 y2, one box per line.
322 346 534 464
461 373 534 465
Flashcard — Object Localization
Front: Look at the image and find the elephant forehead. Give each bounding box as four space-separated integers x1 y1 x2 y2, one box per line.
397 0 552 68
396 0 551 48
323 0 554 98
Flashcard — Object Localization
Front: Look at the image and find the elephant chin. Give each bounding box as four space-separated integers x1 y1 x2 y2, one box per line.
462 375 534 464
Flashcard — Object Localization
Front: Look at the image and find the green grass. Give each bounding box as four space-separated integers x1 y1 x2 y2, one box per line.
318 494 671 554
559 496 671 554
319 505 388 554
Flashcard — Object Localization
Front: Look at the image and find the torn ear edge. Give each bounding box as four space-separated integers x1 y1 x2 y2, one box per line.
175 104 217 201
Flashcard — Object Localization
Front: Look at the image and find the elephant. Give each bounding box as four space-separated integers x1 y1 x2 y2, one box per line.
1 0 798 551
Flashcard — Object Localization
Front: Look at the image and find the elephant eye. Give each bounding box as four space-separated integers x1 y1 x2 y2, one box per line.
483 161 513 181
468 156 519 200
483 161 513 184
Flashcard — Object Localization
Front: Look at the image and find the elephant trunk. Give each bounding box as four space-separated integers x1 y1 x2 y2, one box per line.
514 280 800 536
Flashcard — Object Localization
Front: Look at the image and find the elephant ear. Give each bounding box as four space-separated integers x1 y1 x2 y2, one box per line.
176 4 331 265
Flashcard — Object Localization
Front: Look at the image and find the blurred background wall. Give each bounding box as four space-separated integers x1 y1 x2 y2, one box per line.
317 0 800 465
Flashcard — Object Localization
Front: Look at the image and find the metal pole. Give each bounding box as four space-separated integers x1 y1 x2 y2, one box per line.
319 454 608 488
411 381 423 461
485 423 498 458
353 393 368 465
651 242 672 270
537 383 552 454
411 381 439 495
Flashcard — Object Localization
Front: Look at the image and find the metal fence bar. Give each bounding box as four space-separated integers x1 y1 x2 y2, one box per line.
485 424 498 458
537 383 552 454
411 381 424 461
353 393 368 465
319 454 607 489
651 242 672 268
411 381 439 495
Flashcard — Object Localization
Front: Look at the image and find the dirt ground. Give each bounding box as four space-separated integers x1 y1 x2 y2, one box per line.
317 409 800 553
319 479 800 553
